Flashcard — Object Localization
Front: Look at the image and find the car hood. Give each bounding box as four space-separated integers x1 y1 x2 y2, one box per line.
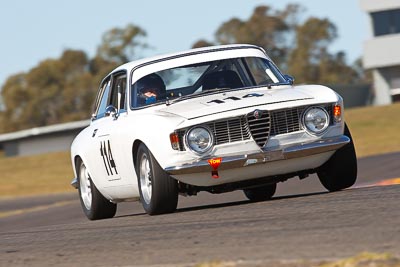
157 85 314 120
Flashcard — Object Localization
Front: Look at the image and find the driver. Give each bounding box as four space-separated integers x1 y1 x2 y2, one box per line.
136 73 166 105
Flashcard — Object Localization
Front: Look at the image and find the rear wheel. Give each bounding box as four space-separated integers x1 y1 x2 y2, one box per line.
78 161 117 220
317 123 357 191
243 183 277 202
136 143 178 215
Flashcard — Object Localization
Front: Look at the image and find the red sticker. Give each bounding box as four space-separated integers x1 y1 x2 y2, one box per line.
208 158 222 170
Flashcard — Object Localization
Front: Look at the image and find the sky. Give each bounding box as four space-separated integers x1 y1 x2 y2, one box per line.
0 0 368 89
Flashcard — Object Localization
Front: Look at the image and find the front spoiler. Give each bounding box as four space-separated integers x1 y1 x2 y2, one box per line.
165 135 350 175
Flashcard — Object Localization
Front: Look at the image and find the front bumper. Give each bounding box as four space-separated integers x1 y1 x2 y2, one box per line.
165 135 349 175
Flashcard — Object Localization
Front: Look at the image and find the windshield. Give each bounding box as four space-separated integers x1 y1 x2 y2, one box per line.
131 57 287 108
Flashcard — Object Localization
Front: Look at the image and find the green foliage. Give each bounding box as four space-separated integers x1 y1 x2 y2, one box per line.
287 17 359 84
194 4 366 84
97 23 147 64
0 24 146 133
1 50 96 132
213 5 302 67
192 39 214 49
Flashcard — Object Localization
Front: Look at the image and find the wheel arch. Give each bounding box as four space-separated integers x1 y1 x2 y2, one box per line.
132 139 144 169
72 154 101 190
74 155 82 173
132 139 169 172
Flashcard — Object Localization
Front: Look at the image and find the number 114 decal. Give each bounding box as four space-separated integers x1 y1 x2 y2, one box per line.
100 140 118 176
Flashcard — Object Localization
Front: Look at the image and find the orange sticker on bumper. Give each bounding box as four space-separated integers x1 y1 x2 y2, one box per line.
208 158 222 170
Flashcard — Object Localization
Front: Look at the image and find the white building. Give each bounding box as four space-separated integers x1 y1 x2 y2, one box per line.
361 0 400 105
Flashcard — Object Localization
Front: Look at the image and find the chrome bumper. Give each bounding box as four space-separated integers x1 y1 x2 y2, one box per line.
165 135 349 175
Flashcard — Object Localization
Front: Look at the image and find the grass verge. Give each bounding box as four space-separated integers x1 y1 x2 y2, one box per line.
345 103 400 158
0 151 74 198
194 252 400 267
320 252 400 267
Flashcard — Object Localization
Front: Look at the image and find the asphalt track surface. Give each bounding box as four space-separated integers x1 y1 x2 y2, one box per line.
0 152 399 266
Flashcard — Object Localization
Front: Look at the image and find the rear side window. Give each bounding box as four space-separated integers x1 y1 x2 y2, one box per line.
109 73 127 111
95 78 111 119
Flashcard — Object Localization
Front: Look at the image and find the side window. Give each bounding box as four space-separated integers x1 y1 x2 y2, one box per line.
244 57 284 85
96 78 112 118
93 72 127 120
110 73 127 112
244 57 271 85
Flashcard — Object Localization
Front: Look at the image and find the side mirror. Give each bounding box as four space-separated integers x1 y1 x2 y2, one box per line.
105 105 118 118
284 75 295 85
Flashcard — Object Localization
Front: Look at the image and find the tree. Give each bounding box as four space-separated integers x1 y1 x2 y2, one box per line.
192 39 214 49
193 5 364 84
193 5 302 68
0 50 91 132
0 73 30 132
0 23 147 133
287 17 360 84
97 24 147 64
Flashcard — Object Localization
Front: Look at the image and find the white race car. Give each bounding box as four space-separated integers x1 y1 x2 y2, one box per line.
70 44 357 219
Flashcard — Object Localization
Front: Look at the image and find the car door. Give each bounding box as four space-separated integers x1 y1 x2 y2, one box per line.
99 71 130 185
88 73 126 185
105 72 137 186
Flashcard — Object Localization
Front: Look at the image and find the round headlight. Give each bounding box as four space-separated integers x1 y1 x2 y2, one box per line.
303 107 330 134
186 127 213 154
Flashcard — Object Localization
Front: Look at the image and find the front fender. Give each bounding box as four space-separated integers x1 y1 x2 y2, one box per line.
70 127 109 196
118 112 187 170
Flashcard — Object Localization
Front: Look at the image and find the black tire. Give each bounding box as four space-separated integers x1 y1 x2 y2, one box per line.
317 123 357 192
136 143 178 215
77 161 117 220
243 183 277 202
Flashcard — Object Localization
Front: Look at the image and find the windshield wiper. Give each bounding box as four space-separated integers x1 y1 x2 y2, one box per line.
167 95 192 105
168 87 231 105
258 81 291 89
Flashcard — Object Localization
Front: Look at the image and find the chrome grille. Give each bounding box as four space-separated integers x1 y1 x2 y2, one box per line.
176 117 250 151
270 105 333 136
207 117 250 145
270 107 306 136
246 110 271 147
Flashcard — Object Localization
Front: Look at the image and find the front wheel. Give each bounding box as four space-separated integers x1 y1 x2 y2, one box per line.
317 123 357 191
243 183 277 202
78 161 117 220
136 143 178 215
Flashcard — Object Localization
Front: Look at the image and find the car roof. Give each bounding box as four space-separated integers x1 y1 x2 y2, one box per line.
112 44 266 73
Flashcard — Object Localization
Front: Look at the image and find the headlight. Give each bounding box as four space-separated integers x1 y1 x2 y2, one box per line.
186 127 213 154
303 107 330 134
